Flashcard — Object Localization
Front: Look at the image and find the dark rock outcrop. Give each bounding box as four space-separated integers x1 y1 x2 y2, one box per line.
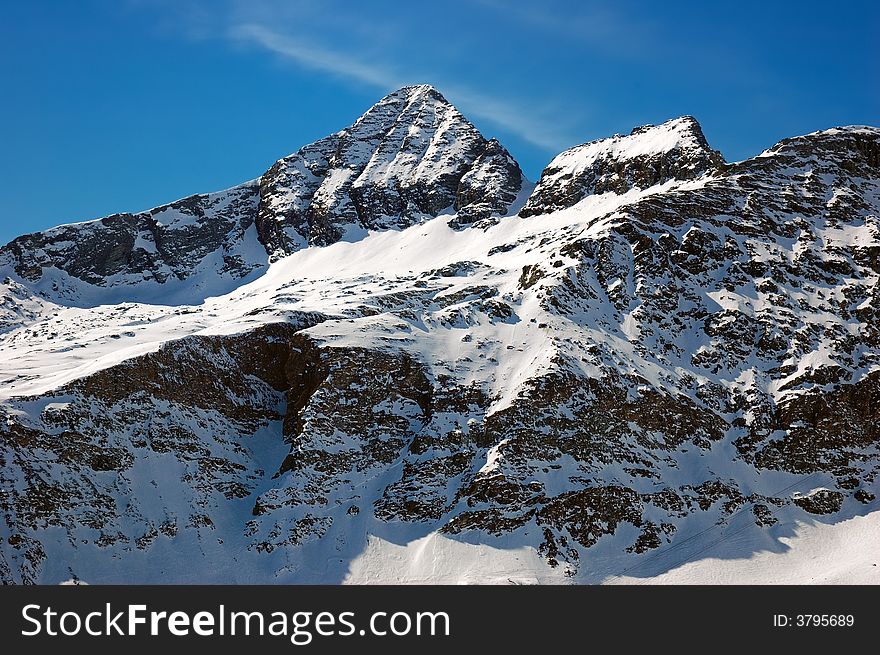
521 116 724 217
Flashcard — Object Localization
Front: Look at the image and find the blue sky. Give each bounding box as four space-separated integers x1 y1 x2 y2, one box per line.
1 0 877 244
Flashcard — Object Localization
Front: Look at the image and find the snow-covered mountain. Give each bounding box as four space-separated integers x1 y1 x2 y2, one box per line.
1 86 878 584
0 85 526 306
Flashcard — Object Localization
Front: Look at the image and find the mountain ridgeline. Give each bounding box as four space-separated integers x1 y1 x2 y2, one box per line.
0 86 525 304
1 86 878 584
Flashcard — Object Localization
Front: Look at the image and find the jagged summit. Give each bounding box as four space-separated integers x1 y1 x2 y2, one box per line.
521 115 724 216
370 83 448 105
751 124 880 169
256 84 527 255
626 115 714 152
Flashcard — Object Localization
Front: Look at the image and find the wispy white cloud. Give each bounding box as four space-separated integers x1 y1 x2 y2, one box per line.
229 23 402 89
226 21 577 152
439 85 575 152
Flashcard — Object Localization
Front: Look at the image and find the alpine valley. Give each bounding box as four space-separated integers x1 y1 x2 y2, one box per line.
1 85 878 584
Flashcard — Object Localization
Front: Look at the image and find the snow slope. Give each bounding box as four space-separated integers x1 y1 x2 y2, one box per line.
343 510 880 585
611 510 880 585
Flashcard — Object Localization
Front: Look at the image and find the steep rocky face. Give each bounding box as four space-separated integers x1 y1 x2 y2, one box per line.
0 322 315 583
0 97 878 583
0 184 264 304
520 116 724 217
255 85 526 256
0 85 526 302
452 138 531 227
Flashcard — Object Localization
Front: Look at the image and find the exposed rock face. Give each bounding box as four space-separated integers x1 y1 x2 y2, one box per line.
452 138 529 226
520 116 724 217
255 85 526 255
0 184 263 303
0 90 878 583
0 322 314 583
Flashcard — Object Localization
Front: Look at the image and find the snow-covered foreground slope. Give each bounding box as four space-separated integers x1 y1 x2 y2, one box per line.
1 89 878 584
345 510 880 584
614 510 880 585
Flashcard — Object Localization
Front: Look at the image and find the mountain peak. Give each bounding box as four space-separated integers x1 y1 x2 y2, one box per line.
382 83 445 101
521 115 724 217
356 84 454 128
628 115 707 143
255 86 525 253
